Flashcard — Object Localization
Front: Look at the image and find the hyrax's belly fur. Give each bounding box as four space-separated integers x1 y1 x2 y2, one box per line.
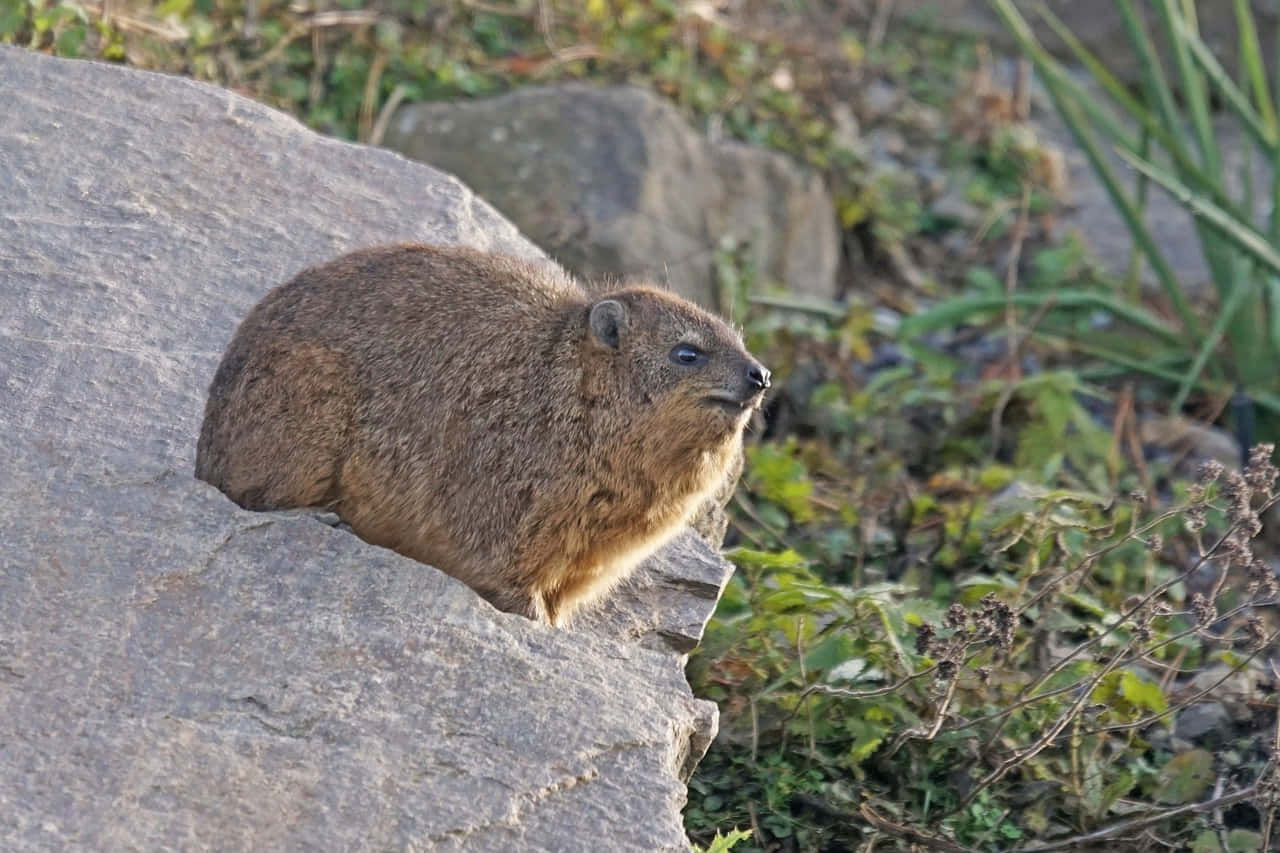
196 244 768 626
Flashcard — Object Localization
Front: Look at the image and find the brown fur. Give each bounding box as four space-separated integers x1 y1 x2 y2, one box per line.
196 244 768 626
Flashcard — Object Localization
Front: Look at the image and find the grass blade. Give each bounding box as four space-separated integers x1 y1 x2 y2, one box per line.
1114 147 1280 276
1234 0 1277 136
1151 0 1220 174
1172 261 1256 411
900 290 1182 345
987 0 1204 343
1174 12 1276 153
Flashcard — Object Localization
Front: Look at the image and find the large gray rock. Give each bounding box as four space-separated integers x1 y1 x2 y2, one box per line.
0 46 732 851
383 84 839 310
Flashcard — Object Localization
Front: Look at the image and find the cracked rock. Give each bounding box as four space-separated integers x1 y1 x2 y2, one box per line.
0 46 732 852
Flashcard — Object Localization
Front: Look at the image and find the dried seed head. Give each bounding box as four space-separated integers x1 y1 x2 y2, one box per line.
1224 532 1255 567
915 623 938 656
1146 534 1163 554
1196 459 1224 486
1244 615 1268 651
1224 471 1254 527
1247 557 1271 597
976 593 1015 652
1189 592 1216 627
1245 443 1278 494
936 659 957 681
945 603 968 631
1185 503 1207 533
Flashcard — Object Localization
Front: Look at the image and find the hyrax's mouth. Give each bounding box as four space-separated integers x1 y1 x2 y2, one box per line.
705 389 761 415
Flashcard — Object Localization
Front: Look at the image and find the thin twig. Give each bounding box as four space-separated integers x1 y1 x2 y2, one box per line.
867 0 895 50
989 183 1034 459
358 50 388 143
858 803 968 852
1016 785 1257 851
368 83 409 148
241 10 378 75
460 0 534 17
961 638 1139 810
1261 662 1280 849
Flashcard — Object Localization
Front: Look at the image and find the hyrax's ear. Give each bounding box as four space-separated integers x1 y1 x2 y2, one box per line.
588 299 627 349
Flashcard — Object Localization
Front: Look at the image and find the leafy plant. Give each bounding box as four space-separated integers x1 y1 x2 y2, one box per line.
691 438 1280 851
950 0 1280 437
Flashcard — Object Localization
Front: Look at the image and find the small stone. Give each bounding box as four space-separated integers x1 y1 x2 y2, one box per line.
1174 702 1231 744
860 79 900 122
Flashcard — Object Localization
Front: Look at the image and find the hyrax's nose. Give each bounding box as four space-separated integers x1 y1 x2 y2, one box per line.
745 360 771 392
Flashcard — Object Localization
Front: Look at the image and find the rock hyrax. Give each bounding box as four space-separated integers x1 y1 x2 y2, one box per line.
196 244 769 626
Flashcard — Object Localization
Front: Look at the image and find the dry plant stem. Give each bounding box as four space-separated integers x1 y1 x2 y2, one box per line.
79 2 187 40
857 803 969 853
960 638 1139 811
460 0 534 17
1212 776 1229 853
725 514 769 550
1124 391 1154 494
368 83 409 148
955 593 1274 739
1262 670 1280 849
241 10 378 75
731 492 800 551
1110 385 1134 486
799 667 939 703
796 616 818 759
1013 56 1032 121
975 501 1270 746
1016 784 1257 852
308 25 325 110
867 0 895 51
527 44 609 76
884 675 959 758
358 50 388 143
1079 623 1280 738
536 0 558 52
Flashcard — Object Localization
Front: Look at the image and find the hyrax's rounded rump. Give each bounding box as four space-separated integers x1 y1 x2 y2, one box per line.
196 244 769 626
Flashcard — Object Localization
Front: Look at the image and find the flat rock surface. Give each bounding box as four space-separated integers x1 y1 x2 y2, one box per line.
0 46 730 851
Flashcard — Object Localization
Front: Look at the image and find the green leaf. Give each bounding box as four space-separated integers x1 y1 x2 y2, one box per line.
724 548 808 573
1226 829 1263 853
1120 671 1168 714
1098 769 1135 817
693 828 753 853
0 0 28 38
53 20 84 56
746 440 816 523
1153 749 1214 804
803 631 857 673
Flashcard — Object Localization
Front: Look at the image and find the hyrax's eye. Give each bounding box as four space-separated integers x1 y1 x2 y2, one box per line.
670 344 704 366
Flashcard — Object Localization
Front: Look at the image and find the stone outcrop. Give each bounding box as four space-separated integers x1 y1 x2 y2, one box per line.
0 46 732 851
383 84 839 310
